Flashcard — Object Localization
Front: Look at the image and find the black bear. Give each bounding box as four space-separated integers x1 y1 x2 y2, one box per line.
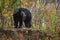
13 8 32 28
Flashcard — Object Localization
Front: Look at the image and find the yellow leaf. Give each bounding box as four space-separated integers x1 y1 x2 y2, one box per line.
36 3 41 8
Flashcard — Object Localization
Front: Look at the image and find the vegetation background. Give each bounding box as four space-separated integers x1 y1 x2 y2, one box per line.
0 0 60 40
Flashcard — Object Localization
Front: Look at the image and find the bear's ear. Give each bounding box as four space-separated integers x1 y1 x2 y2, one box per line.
18 8 21 12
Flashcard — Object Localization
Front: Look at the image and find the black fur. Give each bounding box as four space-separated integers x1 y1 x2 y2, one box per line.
13 8 32 28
